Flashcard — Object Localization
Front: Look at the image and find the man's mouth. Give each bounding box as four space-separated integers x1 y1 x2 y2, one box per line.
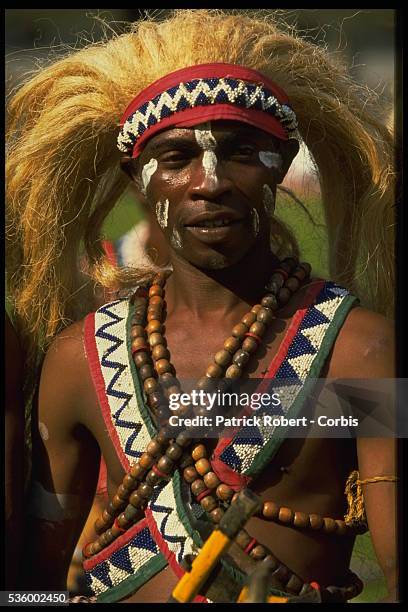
185 218 241 229
181 209 248 243
183 217 245 244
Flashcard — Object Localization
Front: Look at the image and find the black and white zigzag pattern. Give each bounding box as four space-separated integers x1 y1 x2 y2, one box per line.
118 77 298 154
85 524 160 596
149 480 195 565
219 282 352 474
89 299 196 598
95 300 152 459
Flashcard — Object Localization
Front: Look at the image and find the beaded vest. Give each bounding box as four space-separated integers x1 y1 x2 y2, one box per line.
82 280 357 602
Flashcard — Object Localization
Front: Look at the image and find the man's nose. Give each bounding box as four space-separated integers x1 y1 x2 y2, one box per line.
189 153 233 200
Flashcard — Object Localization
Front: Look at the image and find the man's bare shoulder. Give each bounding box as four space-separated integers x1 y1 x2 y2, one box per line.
39 318 97 429
327 305 395 378
43 318 87 372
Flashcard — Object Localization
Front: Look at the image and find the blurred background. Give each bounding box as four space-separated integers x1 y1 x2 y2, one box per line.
5 9 397 603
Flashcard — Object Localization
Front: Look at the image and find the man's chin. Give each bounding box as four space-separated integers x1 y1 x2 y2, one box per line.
169 238 254 270
187 250 249 271
204 254 230 270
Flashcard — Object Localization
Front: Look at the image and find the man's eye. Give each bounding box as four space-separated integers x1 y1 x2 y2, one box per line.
230 146 256 160
160 151 192 164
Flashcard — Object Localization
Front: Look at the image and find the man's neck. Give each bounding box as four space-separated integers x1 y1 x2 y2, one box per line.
165 241 280 320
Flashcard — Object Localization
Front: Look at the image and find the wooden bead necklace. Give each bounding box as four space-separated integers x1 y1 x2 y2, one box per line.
88 257 306 549
83 258 362 601
185 442 359 537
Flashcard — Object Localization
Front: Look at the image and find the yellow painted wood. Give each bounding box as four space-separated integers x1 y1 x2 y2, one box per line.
267 595 289 603
172 531 230 603
236 586 249 602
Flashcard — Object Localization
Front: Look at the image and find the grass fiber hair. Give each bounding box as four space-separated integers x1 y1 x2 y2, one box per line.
6 9 395 371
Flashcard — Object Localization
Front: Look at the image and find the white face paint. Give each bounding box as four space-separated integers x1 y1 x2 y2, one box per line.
141 158 158 195
156 199 169 229
259 151 282 170
194 123 218 187
262 184 275 218
170 226 182 250
251 208 260 237
28 481 80 522
39 422 49 441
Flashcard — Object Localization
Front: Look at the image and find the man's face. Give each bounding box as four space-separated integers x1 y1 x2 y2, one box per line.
133 121 298 270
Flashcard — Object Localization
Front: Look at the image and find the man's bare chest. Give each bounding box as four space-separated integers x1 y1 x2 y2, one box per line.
162 310 292 381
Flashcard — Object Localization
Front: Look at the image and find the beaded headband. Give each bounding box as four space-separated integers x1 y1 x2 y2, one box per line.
117 63 298 159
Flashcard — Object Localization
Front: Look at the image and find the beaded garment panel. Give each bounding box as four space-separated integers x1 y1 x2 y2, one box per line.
211 281 358 486
82 518 166 601
83 300 202 602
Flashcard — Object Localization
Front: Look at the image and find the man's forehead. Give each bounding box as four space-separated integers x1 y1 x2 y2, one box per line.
143 121 276 150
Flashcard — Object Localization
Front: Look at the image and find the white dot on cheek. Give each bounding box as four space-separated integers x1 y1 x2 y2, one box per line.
155 199 169 229
251 208 260 237
262 184 275 218
259 151 282 170
141 158 158 195
170 227 183 250
39 422 49 441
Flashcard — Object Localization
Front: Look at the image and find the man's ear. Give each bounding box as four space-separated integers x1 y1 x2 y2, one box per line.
120 157 147 204
277 139 300 183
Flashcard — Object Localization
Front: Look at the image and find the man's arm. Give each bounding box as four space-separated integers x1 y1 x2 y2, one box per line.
22 322 101 590
330 307 397 601
356 437 397 601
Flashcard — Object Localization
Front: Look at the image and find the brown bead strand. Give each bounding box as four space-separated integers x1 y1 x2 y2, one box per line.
183 261 307 531
92 433 170 539
184 447 308 596
131 283 170 423
88 440 180 554
191 259 302 420
188 444 225 524
98 428 177 537
258 502 354 536
232 526 308 595
207 257 301 383
177 261 340 594
142 273 186 423
85 259 311 559
89 432 195 555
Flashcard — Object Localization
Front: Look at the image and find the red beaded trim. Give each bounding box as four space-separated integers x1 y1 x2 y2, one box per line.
244 332 262 344
114 518 126 533
152 465 171 480
274 268 289 280
244 537 258 555
131 344 150 355
196 489 213 503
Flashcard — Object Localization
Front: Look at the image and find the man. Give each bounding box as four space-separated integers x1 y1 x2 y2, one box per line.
7 10 396 603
